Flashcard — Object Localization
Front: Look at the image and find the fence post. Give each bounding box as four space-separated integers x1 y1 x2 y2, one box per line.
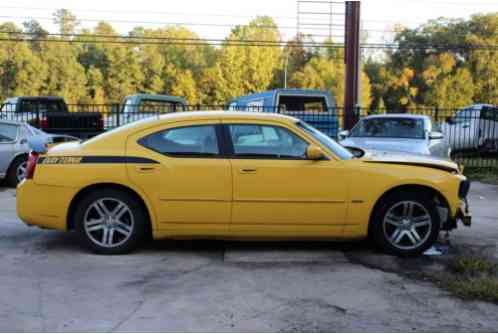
116 103 120 128
35 101 40 128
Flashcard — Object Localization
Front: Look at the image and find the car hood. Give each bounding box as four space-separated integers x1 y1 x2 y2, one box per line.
340 137 427 154
360 150 459 173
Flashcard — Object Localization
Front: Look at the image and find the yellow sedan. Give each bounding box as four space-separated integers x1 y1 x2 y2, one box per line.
16 112 471 256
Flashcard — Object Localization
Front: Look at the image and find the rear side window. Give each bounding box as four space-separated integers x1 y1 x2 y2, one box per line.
0 124 18 142
139 125 219 157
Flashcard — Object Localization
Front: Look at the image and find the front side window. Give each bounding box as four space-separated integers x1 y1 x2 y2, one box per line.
297 121 353 160
350 118 425 139
139 125 219 157
229 124 308 159
0 124 18 143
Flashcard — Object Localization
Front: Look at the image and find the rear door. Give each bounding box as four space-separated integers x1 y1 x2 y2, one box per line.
126 120 232 235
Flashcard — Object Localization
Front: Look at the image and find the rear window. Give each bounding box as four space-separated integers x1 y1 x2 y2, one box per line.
482 106 498 121
278 95 329 112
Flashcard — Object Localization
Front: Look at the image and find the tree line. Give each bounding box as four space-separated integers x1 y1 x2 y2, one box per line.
0 9 496 110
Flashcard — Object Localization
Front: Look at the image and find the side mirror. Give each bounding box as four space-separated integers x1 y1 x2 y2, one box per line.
338 130 350 140
20 138 28 145
306 145 326 161
429 131 444 140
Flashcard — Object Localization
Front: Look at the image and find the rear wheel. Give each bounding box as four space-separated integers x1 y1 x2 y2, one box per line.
371 192 440 256
74 189 147 254
6 156 28 187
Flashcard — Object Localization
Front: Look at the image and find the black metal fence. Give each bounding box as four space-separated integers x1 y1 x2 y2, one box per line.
1 102 497 168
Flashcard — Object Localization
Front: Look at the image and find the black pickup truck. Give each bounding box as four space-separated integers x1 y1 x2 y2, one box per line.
0 96 104 138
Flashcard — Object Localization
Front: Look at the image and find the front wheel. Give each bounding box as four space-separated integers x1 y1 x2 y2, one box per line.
371 192 440 256
74 189 147 254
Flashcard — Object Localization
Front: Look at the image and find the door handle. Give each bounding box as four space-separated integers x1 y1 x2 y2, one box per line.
240 168 257 174
136 166 157 173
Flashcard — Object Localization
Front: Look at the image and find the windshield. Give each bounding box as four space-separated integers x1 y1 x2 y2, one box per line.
350 117 425 139
297 121 353 160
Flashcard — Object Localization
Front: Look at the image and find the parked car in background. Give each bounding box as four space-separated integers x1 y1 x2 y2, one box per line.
17 111 471 256
339 114 450 159
106 94 188 129
0 120 78 186
441 104 498 153
228 89 339 138
0 96 104 138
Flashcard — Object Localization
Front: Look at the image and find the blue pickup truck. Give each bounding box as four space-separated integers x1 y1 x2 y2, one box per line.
228 89 339 138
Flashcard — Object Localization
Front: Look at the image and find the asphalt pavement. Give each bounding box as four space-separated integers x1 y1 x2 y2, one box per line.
0 183 497 332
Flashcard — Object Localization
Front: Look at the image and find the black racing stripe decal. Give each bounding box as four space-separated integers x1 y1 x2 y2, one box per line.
38 156 159 164
80 156 159 164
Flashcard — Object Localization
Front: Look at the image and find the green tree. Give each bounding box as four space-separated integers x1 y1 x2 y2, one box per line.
39 42 87 103
0 23 46 100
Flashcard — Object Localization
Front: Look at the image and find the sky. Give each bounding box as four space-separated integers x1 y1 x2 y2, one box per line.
0 0 497 43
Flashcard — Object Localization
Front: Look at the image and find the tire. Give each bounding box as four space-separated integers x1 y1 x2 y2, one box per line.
370 191 440 257
6 156 28 187
74 188 148 255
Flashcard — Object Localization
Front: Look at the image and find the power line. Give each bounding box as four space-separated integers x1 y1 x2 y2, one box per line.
1 32 497 51
0 5 299 21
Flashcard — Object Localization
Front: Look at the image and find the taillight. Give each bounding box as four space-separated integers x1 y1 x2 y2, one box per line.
39 116 48 129
26 152 39 180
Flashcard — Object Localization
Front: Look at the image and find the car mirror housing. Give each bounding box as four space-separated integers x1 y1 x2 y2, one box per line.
429 131 444 140
306 145 326 161
338 130 350 140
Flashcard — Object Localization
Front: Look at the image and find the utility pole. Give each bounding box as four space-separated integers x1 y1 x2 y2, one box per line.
344 1 361 130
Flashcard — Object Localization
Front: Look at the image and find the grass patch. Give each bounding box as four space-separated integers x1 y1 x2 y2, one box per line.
447 277 498 302
443 256 498 303
449 256 497 275
463 167 498 185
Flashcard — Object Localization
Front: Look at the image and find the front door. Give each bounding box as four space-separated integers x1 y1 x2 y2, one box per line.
127 121 231 235
224 122 349 238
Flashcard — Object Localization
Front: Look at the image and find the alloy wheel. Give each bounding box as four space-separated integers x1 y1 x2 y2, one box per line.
16 161 28 183
382 201 433 251
83 198 135 248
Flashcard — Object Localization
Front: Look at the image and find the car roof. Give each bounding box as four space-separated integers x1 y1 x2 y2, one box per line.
362 114 429 120
128 111 299 128
5 96 64 102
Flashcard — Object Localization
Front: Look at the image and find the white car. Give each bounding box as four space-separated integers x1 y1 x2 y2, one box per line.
0 120 78 186
441 104 498 152
339 114 450 159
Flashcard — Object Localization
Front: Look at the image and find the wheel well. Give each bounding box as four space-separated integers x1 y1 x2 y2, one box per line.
368 184 450 233
67 183 152 235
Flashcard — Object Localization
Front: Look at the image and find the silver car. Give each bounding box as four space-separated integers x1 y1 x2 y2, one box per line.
339 114 451 159
0 120 78 187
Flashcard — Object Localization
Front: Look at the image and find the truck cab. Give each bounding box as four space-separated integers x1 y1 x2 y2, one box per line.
0 96 103 138
228 89 339 138
442 104 498 153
